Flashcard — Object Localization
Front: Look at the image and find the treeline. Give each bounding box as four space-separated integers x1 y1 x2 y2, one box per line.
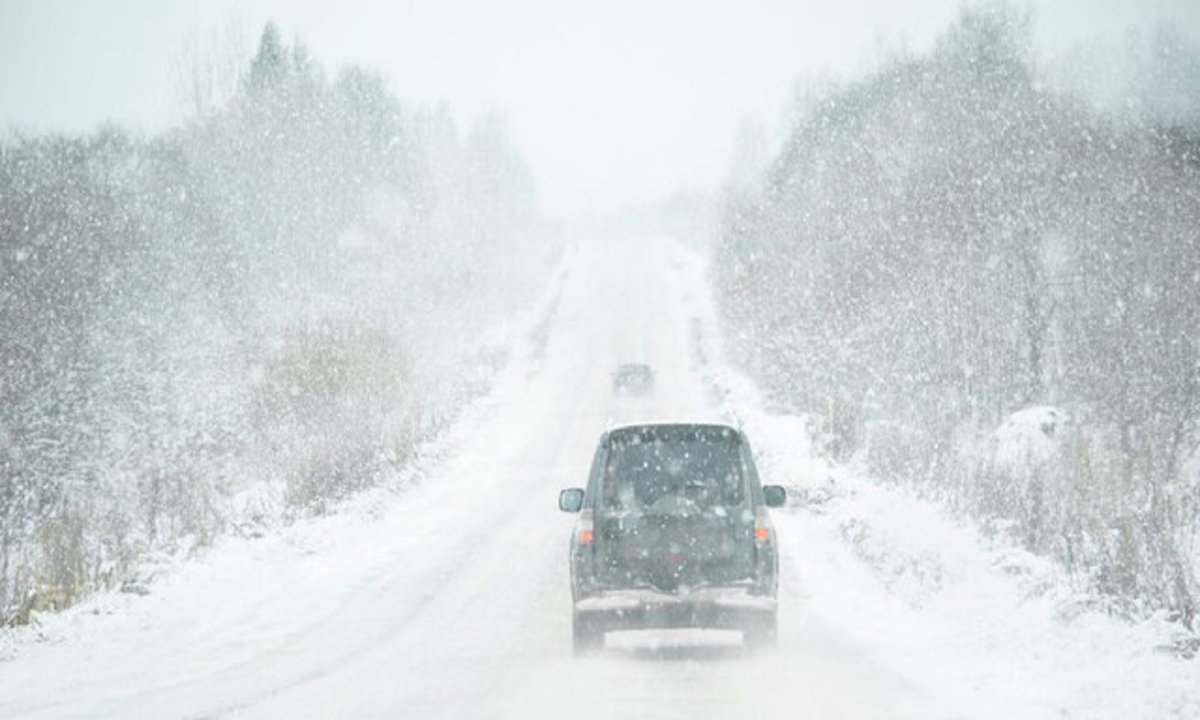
716 4 1200 626
0 23 548 625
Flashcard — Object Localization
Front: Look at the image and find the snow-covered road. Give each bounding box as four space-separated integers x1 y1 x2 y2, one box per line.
1 236 1192 719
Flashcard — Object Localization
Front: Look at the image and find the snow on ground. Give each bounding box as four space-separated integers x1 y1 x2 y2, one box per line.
663 236 1200 719
0 235 1195 719
0 242 575 669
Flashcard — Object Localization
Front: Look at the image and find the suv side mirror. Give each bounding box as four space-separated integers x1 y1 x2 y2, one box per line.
763 485 786 508
559 488 584 513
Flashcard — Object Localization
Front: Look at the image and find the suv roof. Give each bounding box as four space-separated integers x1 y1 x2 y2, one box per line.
603 421 741 437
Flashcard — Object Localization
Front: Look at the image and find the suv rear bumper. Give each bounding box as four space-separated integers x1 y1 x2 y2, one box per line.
574 588 776 632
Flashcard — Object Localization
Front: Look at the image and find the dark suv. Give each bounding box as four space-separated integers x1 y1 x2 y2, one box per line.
611 363 656 396
558 423 786 654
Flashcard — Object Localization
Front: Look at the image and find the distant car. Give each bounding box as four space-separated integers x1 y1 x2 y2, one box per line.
558 423 786 654
611 363 655 396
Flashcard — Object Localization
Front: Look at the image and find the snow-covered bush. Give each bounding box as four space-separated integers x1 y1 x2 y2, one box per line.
249 323 417 512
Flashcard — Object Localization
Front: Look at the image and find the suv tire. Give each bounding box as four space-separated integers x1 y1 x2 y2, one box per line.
742 610 777 651
573 612 604 655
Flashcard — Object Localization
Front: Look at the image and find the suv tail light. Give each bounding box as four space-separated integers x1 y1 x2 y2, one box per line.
754 508 771 542
577 511 594 546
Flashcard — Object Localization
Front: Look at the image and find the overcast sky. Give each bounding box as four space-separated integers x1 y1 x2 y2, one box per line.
2 0 1197 215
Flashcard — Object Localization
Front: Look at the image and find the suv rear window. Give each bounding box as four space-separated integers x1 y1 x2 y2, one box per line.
602 426 744 511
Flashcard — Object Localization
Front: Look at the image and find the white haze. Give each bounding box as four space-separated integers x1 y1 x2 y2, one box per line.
2 0 1197 215
1 1 1199 717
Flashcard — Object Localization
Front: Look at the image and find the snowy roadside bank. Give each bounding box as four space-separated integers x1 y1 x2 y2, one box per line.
0 243 575 667
660 235 1199 719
